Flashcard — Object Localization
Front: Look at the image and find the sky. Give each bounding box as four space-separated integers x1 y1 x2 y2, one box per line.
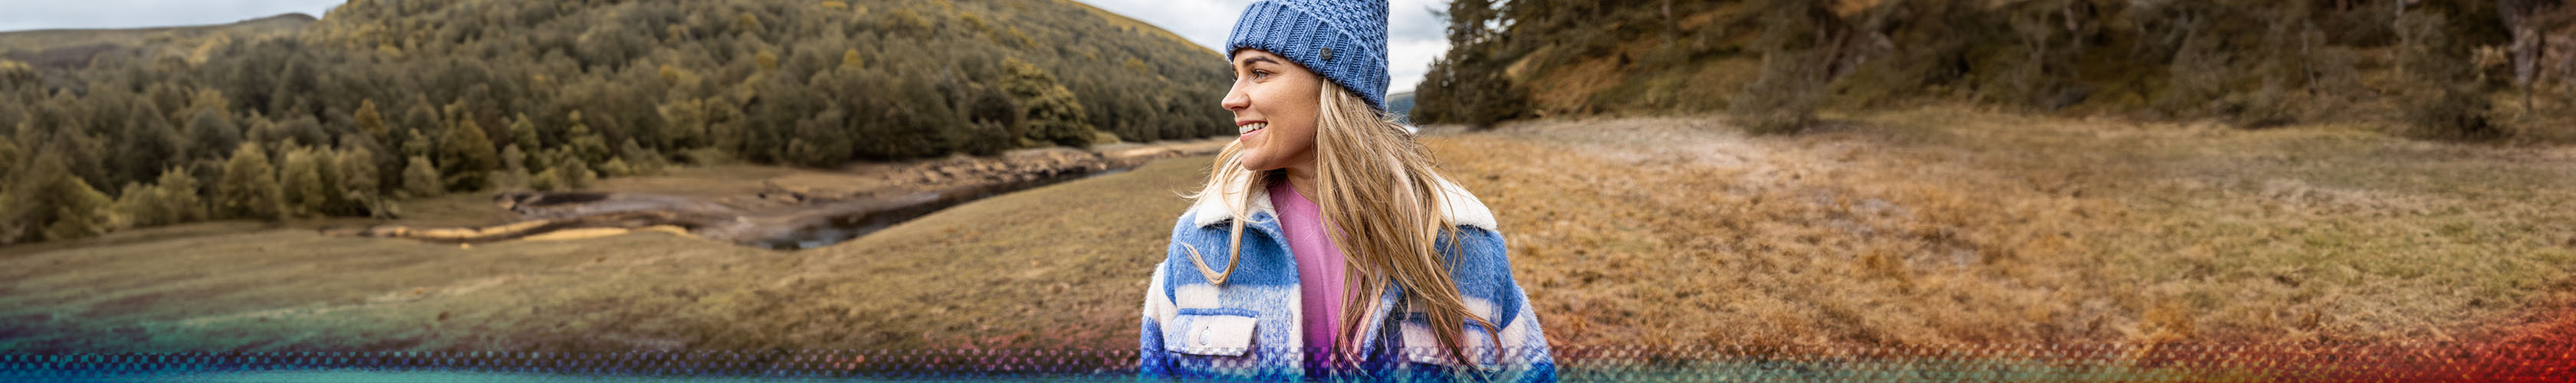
0 1 344 32
1079 0 1451 93
0 0 1451 92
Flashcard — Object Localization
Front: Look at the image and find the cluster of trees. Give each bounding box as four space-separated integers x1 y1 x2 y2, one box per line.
1417 0 2564 138
0 0 1231 244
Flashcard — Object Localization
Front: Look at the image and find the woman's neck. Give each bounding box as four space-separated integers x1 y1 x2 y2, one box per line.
1283 163 1320 201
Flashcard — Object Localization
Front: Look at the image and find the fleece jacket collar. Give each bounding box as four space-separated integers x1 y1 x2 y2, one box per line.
1184 172 1500 231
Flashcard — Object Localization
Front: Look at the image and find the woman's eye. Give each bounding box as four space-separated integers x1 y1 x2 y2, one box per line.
1250 70 1271 80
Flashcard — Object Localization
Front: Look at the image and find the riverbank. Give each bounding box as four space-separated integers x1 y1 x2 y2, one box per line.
315 138 1231 249
0 149 1222 354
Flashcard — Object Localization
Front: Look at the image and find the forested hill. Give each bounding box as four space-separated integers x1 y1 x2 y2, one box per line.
1414 0 2568 139
0 0 1232 244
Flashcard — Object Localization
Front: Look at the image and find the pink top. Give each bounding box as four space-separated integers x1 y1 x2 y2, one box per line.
1269 180 1348 368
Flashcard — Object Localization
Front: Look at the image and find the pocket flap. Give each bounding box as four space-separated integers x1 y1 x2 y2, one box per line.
1164 311 1260 356
1398 317 1503 367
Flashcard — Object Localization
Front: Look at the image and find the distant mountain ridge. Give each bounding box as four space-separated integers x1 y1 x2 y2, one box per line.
0 13 315 34
0 13 317 69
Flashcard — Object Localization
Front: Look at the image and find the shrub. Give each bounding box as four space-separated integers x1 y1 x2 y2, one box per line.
402 155 442 198
1728 0 1842 135
1730 50 1833 135
2395 11 2502 140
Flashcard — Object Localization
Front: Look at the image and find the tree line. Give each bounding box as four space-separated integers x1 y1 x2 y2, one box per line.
0 0 1234 244
1418 0 2569 139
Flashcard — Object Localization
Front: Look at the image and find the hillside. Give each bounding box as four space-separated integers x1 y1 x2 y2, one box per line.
0 13 316 68
0 0 1233 245
1414 0 2573 140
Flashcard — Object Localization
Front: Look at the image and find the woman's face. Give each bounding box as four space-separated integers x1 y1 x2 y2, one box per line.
1222 49 1321 172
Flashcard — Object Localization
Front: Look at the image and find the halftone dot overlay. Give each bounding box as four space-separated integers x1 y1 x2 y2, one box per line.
7 343 2574 382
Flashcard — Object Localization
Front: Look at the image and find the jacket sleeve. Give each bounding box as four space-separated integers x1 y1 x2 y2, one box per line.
1463 228 1557 383
1138 258 1175 381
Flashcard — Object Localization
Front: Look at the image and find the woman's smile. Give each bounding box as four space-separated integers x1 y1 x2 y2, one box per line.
1239 121 1268 138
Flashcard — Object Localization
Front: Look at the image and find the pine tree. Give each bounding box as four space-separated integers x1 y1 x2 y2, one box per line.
401 128 435 160
531 167 563 192
656 99 711 151
40 170 117 241
439 119 500 191
6 154 120 241
599 157 633 178
334 146 387 218
495 145 532 192
552 149 595 190
111 182 156 228
399 100 441 143
151 166 205 224
117 103 186 184
0 141 25 243
308 146 341 211
0 188 16 244
0 136 18 185
616 139 665 175
1002 57 1099 146
707 100 746 155
508 113 540 153
185 109 242 162
215 142 282 221
356 99 391 148
566 111 612 165
277 146 330 218
402 155 442 198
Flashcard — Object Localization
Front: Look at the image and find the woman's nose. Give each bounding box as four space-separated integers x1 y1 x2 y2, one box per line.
1221 85 1250 111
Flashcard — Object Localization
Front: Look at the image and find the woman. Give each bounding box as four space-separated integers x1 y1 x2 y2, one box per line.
1138 1 1554 381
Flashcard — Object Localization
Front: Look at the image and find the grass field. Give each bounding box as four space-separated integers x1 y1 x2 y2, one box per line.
4 107 2572 368
1433 110 2576 349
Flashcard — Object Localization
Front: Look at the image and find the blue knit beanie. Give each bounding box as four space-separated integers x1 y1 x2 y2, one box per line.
1226 0 1391 112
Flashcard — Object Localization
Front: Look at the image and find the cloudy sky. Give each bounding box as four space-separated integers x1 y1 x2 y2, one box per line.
0 1 345 32
1081 0 1451 93
2 0 1452 92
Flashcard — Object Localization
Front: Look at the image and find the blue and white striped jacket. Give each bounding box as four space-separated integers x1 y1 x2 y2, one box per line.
1139 176 1556 381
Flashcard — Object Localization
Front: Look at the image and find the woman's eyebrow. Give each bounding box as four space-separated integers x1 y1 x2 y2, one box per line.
1235 56 1280 68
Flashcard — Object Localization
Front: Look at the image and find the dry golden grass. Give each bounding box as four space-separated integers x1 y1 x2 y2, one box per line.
1425 108 2576 349
5 107 2571 368
0 156 1210 355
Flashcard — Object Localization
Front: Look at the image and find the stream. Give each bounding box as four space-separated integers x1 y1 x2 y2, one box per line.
749 165 1135 250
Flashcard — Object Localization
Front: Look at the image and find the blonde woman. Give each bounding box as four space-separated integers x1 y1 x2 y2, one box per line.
1138 1 1554 381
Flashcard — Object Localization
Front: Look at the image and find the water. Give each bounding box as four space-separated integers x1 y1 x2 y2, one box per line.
751 165 1138 250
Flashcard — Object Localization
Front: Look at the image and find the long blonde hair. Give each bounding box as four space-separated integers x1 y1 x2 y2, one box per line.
1182 80 1497 369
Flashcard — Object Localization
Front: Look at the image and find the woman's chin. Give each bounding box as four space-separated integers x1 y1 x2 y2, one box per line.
1237 156 1280 172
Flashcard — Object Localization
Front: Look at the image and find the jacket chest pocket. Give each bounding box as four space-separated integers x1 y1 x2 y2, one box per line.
1162 308 1260 356
1396 316 1506 368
